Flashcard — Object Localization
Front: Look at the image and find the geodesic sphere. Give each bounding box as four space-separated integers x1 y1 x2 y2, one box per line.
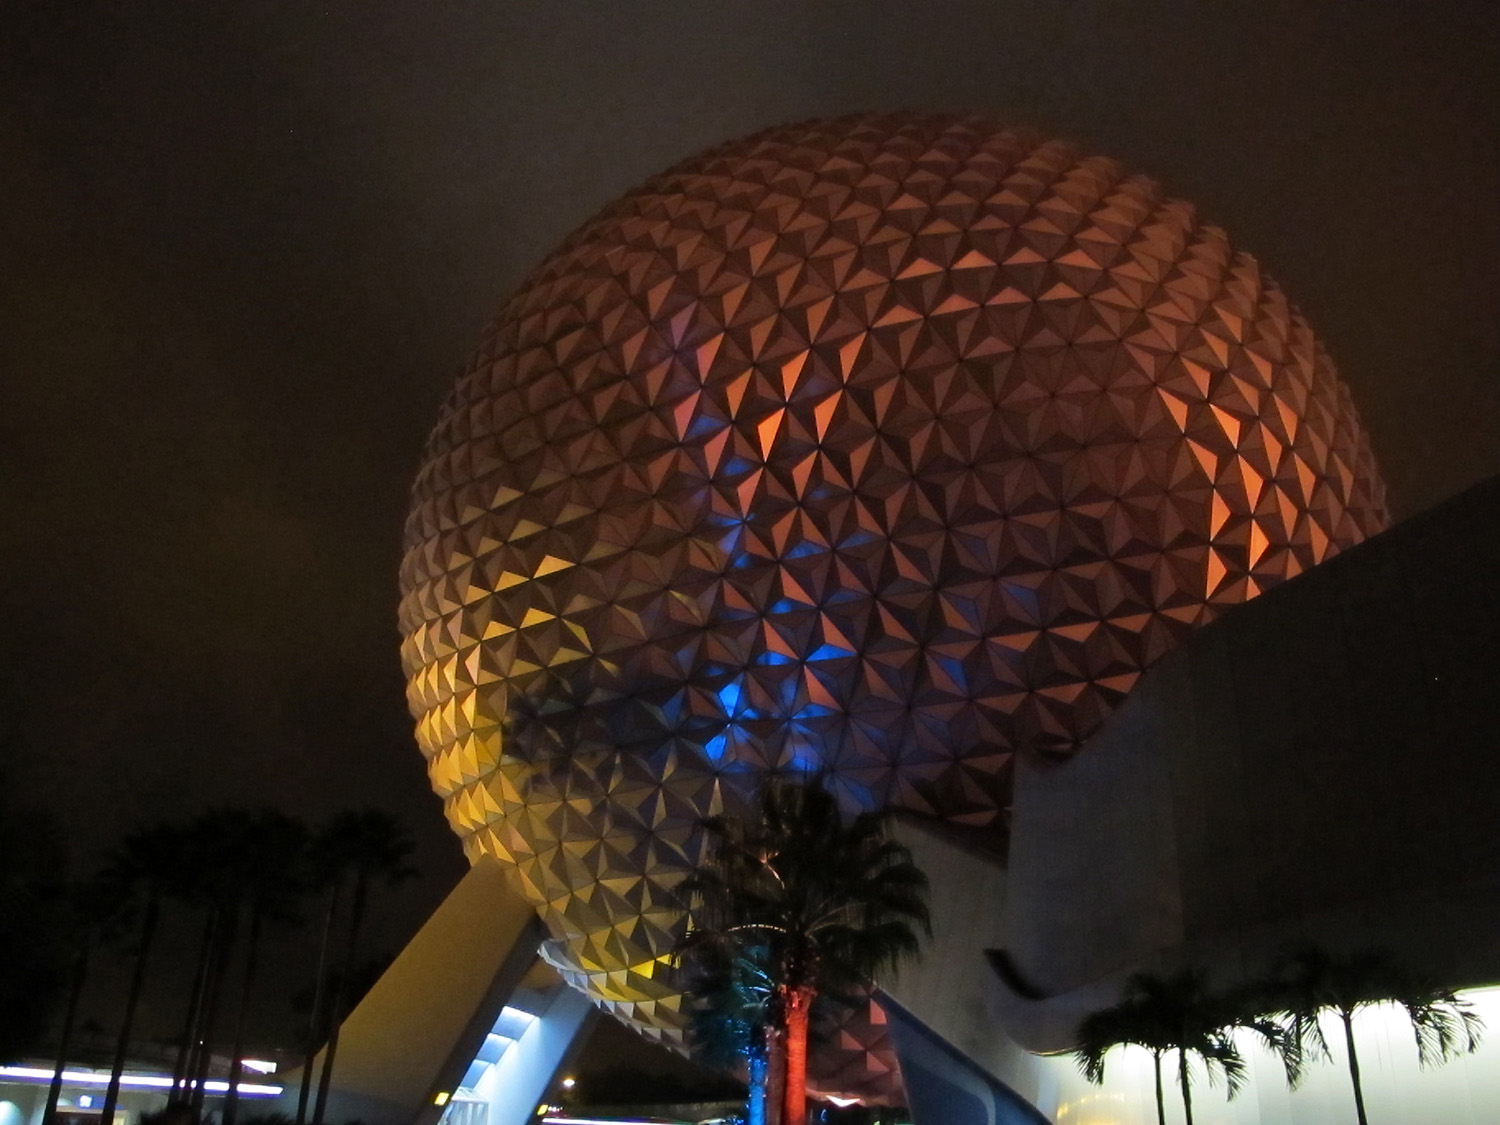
398 114 1387 1052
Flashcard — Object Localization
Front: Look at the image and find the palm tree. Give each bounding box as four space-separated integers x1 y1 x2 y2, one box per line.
183 810 259 1123
221 810 310 1125
96 822 195 1125
1075 983 1174 1125
155 808 306 1123
677 939 776 1125
40 940 89 1125
676 779 930 1125
167 909 217 1108
310 809 416 1125
41 876 107 1125
1264 946 1482 1125
294 850 344 1125
1074 968 1294 1125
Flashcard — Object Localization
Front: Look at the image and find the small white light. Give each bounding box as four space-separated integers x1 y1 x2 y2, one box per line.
560 1077 575 1090
78 1096 93 1109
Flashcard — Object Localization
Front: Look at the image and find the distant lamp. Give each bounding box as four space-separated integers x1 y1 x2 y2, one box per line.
433 1092 450 1107
560 1077 575 1090
77 1096 93 1109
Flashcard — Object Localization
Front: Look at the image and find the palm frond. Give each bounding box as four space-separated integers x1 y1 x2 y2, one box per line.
672 775 930 1079
1407 990 1484 1067
1266 945 1484 1069
1196 1033 1249 1097
1071 967 1277 1103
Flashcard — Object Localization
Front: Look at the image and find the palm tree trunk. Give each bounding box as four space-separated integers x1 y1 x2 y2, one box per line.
42 943 89 1125
184 911 225 1118
1177 1046 1193 1125
767 1027 785 1125
781 986 814 1125
313 870 368 1125
171 911 217 1106
99 891 160 1125
296 881 341 1125
747 1044 768 1125
1342 1010 1369 1125
222 902 265 1125
190 907 237 1123
1151 1048 1165 1125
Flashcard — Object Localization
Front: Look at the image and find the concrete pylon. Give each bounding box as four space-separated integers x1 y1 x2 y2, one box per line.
282 861 590 1125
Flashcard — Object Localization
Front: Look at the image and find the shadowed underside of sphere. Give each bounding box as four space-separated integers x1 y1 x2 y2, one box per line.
398 114 1387 1093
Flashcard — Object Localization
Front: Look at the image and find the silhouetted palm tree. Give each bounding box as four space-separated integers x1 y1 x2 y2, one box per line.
168 896 229 1110
1264 946 1482 1125
677 939 776 1125
1074 968 1293 1125
310 809 416 1125
41 939 90 1125
42 875 111 1125
222 810 311 1125
97 822 195 1125
293 853 342 1125
1075 981 1174 1125
677 780 929 1125
183 810 258 1122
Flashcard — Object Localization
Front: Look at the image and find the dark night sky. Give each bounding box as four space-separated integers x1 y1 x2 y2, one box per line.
3 0 1499 1041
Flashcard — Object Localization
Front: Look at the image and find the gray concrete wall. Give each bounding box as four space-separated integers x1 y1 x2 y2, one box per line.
883 821 1045 1102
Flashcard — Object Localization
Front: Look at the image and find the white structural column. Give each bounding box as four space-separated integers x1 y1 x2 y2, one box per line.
281 861 552 1125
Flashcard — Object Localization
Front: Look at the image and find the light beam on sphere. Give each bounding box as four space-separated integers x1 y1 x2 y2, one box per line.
398 114 1387 1097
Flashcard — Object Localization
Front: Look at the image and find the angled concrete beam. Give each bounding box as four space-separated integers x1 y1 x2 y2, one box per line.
282 861 543 1125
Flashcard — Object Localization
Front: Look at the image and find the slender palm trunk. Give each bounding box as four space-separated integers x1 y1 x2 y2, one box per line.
313 871 368 1125
1151 1048 1165 1125
184 912 225 1117
767 1027 785 1125
99 892 160 1125
42 943 89 1125
171 911 217 1106
222 902 265 1125
1341 1010 1369 1125
744 1026 768 1125
747 1043 768 1125
780 986 814 1125
296 882 341 1125
190 907 237 1123
1177 1046 1193 1125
